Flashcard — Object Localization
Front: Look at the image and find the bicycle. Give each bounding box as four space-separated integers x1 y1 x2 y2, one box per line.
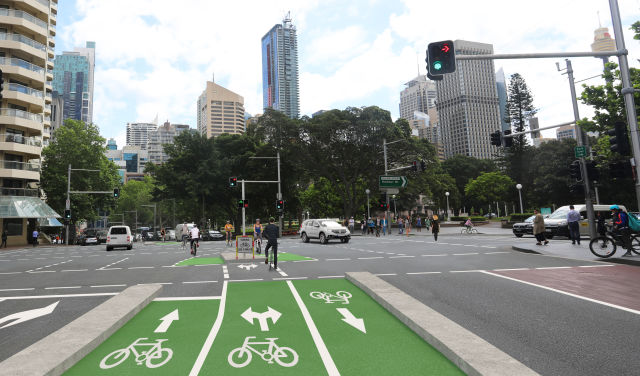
255 236 262 254
460 226 478 234
100 338 173 369
226 231 233 247
190 237 199 256
228 336 298 368
589 227 640 258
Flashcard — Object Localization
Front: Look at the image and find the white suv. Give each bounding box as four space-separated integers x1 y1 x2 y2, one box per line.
106 225 133 251
300 219 351 244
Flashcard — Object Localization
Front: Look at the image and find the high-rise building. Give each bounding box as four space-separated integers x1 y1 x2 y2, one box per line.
106 145 149 183
52 41 95 124
399 75 436 121
126 122 157 150
591 27 616 53
261 13 299 118
529 117 540 139
49 91 64 139
556 125 577 140
435 40 501 160
106 138 117 150
197 81 245 138
495 68 509 132
0 0 60 246
148 121 190 164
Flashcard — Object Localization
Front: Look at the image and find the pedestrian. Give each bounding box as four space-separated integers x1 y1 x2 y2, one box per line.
32 228 39 247
405 216 411 236
398 217 403 235
141 228 148 244
533 209 549 246
1 229 7 248
416 216 422 232
361 217 367 235
375 216 381 237
381 216 387 236
431 215 440 241
425 216 431 231
263 217 279 269
567 205 581 245
348 217 355 234
367 217 375 234
160 227 166 242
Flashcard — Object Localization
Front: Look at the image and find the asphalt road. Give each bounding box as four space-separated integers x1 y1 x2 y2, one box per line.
1 233 639 375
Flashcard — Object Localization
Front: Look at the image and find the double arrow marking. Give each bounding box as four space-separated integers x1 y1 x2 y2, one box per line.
337 308 366 333
241 307 281 331
238 264 258 271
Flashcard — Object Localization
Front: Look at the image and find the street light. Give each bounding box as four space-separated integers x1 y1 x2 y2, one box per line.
365 189 370 219
445 192 450 222
516 184 523 213
392 194 397 218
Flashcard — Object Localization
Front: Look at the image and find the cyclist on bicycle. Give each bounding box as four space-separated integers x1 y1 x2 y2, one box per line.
224 221 233 246
189 224 200 256
263 217 279 269
254 219 263 254
610 205 632 257
464 218 473 230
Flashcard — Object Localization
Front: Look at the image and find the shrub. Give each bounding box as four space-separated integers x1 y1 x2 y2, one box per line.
509 213 534 222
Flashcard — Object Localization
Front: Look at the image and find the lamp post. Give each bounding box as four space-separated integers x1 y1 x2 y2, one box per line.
516 184 523 213
365 189 370 219
445 192 450 222
392 194 397 218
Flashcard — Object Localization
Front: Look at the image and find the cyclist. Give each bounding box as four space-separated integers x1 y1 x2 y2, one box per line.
224 221 233 246
181 223 189 249
610 205 632 257
263 217 279 269
254 219 263 254
464 217 474 231
189 224 200 256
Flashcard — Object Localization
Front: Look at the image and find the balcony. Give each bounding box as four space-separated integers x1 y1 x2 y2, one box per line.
0 160 41 181
0 108 43 133
8 83 44 99
0 32 46 52
0 187 39 197
0 133 42 157
0 57 45 75
0 8 48 30
0 133 42 147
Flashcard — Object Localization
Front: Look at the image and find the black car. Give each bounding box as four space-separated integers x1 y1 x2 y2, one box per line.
512 215 535 237
202 229 225 241
77 230 100 246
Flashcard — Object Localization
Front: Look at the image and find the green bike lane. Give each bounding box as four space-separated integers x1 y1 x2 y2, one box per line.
65 279 464 375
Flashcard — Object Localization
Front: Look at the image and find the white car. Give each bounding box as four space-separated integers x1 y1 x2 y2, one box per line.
300 219 351 244
106 225 133 251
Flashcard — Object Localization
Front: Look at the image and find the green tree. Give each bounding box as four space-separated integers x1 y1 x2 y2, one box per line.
114 176 155 228
41 119 120 224
442 155 496 208
465 172 515 209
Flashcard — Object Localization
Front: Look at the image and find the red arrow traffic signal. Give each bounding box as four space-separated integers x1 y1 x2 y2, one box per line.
441 44 450 53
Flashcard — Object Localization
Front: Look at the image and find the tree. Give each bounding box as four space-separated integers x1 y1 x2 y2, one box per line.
465 172 515 209
41 119 120 224
442 155 496 208
114 176 155 228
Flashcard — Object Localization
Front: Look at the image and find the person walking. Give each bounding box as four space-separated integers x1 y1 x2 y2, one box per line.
348 217 355 234
32 228 39 247
361 217 366 236
263 217 279 269
431 215 440 241
367 217 375 235
398 217 403 235
425 216 431 231
381 216 387 236
416 217 422 232
533 209 549 246
405 216 411 236
160 227 166 242
1 229 7 248
375 216 381 237
567 205 581 245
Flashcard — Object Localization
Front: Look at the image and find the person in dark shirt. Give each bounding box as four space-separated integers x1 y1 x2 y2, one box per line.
263 217 280 269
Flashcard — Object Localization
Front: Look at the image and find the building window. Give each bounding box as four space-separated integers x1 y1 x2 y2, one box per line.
4 218 23 236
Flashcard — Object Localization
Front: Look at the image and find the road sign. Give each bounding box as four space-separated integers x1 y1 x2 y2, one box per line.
574 146 587 158
379 175 408 188
235 235 253 257
381 188 399 194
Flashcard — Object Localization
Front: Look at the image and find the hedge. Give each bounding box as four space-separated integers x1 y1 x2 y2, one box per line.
509 213 534 222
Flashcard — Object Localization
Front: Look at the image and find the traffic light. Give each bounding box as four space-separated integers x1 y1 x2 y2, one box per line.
609 160 632 179
585 161 599 181
378 202 389 210
569 183 584 195
503 130 513 147
412 161 418 172
490 130 502 146
64 209 71 219
426 40 456 75
113 188 120 198
420 160 426 172
608 121 630 155
229 177 237 187
569 160 582 181
0 69 4 101
237 199 249 208
276 200 284 213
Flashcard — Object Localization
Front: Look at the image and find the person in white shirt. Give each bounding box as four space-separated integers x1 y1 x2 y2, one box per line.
189 224 200 255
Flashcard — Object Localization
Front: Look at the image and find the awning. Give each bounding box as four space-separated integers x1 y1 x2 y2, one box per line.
38 217 63 227
0 196 61 219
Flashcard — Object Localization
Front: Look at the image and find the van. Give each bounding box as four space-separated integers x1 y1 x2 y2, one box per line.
175 223 195 242
544 204 626 238
106 225 133 251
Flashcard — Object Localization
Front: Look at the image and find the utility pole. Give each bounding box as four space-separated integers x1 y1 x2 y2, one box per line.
65 164 70 245
277 151 283 237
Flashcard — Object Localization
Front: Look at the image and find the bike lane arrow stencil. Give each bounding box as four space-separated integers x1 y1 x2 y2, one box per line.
238 264 258 271
154 309 179 333
241 307 281 331
337 308 366 333
0 301 59 330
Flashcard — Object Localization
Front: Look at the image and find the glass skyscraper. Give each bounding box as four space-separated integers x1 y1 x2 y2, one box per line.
261 14 299 118
52 41 95 124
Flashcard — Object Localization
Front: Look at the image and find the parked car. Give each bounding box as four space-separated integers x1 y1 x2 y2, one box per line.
512 214 550 238
202 229 224 241
78 229 100 246
300 219 351 244
106 225 133 251
544 204 626 238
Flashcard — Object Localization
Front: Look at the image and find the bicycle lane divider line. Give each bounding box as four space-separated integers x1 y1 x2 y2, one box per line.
287 280 339 375
189 280 228 376
294 278 466 375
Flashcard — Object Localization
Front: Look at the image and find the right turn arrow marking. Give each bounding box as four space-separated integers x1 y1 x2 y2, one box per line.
336 308 366 333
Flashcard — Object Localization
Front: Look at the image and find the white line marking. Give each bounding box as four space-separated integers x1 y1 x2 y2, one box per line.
155 296 222 301
90 284 127 288
228 278 264 282
0 272 22 275
535 266 572 270
27 270 55 273
422 254 447 257
0 288 34 292
406 272 442 275
61 269 88 272
273 277 308 280
484 251 509 254
162 265 187 268
578 265 616 268
189 280 227 376
138 282 173 285
481 271 640 316
317 275 344 279
182 281 218 284
450 270 485 273
358 257 384 260
287 280 339 375
453 253 479 256
389 255 415 258
0 292 118 300
128 266 154 269
97 268 122 271
98 257 129 270
276 267 288 277
375 273 397 276
173 257 192 266
293 259 317 262
44 286 82 290
493 268 529 271
326 258 351 261
222 265 229 279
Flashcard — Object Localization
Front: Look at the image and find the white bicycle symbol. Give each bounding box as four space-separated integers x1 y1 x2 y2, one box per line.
99 337 173 369
228 336 298 368
309 290 352 304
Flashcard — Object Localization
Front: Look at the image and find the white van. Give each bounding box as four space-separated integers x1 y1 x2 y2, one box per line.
544 204 626 238
175 223 195 242
106 225 133 251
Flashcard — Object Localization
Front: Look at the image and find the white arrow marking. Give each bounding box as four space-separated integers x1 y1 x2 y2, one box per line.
337 308 366 333
154 309 179 333
238 264 257 271
0 301 59 330
241 306 282 331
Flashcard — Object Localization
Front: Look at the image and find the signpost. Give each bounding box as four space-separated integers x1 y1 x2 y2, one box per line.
574 146 586 158
379 176 408 189
236 235 254 260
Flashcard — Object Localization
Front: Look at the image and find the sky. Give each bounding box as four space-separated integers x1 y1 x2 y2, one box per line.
55 0 640 147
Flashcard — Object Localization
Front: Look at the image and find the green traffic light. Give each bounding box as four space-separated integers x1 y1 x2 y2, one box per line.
433 61 443 71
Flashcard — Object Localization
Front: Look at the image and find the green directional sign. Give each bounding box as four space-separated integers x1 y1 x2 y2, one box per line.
379 175 408 188
574 146 587 158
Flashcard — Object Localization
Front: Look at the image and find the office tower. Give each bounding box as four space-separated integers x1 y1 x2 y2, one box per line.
106 138 117 150
106 145 149 183
148 121 190 164
261 13 299 118
529 117 540 139
49 92 64 139
435 40 501 159
126 122 157 150
495 68 509 132
556 125 577 140
52 41 95 124
197 81 245 138
0 0 59 246
399 75 436 121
